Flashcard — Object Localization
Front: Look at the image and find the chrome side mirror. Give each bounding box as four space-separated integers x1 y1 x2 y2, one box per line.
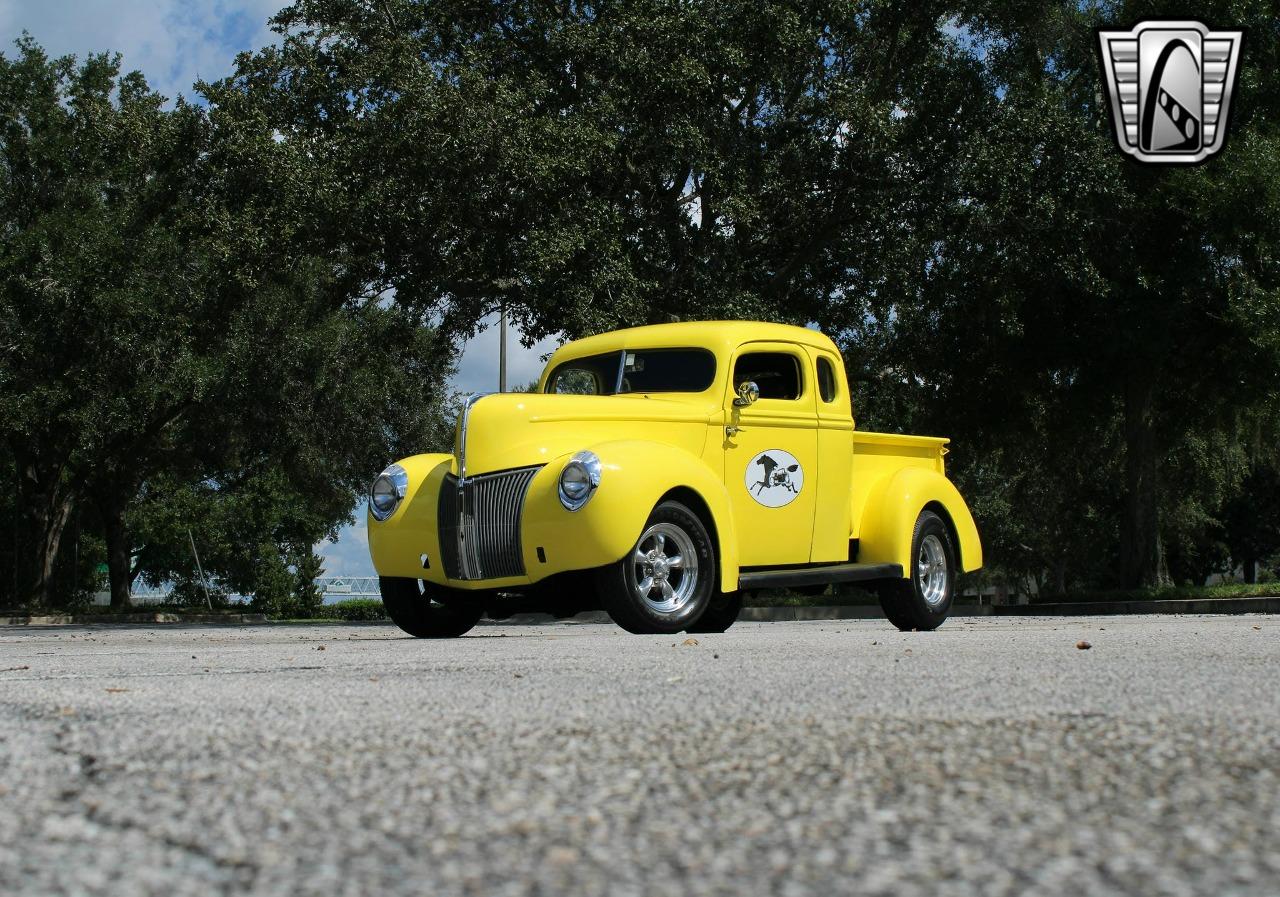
734 381 760 407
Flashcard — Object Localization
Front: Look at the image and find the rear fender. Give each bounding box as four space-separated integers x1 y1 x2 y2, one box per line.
856 467 983 574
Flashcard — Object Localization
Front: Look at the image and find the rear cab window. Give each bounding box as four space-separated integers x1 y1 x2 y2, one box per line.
816 356 838 403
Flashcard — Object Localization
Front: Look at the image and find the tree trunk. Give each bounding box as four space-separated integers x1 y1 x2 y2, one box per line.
14 453 75 608
1120 373 1170 589
101 502 133 609
1243 557 1258 584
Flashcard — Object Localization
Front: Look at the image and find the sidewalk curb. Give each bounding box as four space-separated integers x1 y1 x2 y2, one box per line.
2 612 269 625
988 597 1280 616
2 597 1276 626
488 597 1280 624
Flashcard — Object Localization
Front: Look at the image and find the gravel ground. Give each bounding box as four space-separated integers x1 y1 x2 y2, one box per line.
0 615 1277 897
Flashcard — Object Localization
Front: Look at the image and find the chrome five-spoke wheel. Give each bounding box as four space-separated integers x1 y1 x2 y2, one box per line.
631 522 699 614
599 499 716 634
918 533 949 609
877 510 957 632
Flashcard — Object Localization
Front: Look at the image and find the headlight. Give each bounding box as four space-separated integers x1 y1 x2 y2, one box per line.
558 450 602 511
368 464 409 521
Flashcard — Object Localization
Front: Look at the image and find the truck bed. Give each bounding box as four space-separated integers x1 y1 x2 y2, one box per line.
849 430 949 542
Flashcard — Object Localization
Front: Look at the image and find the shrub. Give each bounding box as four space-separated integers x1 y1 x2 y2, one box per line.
316 599 387 621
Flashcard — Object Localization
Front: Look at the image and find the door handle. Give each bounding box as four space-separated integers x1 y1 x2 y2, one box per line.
725 425 745 438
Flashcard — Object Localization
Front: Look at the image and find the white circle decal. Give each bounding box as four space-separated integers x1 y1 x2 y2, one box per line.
745 449 804 508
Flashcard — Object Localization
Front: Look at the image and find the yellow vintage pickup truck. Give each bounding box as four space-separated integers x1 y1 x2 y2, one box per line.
367 321 981 636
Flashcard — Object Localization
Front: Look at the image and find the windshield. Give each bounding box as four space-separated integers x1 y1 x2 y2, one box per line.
546 349 716 395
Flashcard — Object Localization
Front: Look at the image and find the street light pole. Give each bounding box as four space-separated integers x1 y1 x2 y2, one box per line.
499 302 508 392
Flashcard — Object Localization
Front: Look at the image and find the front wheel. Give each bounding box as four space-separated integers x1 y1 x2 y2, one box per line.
380 577 484 638
598 500 716 634
877 510 956 632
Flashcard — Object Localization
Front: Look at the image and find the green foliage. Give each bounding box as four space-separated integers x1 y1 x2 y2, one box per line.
839 1 1280 590
315 598 388 622
246 547 300 617
0 35 457 608
1048 582 1280 604
4 0 1279 606
293 552 325 614
216 0 993 343
745 587 879 608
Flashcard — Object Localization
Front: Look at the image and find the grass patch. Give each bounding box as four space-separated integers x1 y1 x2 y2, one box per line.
1043 582 1279 604
744 587 880 608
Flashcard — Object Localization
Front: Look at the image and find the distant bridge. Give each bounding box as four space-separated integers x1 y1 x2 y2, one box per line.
316 576 381 601
114 576 382 606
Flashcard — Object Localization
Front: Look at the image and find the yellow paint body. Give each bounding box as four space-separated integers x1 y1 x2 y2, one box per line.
368 321 981 594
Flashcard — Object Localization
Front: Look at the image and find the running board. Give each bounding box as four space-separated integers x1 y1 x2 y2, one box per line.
738 562 903 591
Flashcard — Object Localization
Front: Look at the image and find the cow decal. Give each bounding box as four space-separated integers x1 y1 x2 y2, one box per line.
744 449 804 508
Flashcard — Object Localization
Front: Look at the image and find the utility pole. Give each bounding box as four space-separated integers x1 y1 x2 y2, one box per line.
498 302 508 392
188 528 213 610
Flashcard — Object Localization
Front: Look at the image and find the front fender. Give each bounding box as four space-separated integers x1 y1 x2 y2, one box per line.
523 440 740 594
856 467 983 574
366 453 454 578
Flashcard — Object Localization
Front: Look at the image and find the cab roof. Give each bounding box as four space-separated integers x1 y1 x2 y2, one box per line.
546 321 840 367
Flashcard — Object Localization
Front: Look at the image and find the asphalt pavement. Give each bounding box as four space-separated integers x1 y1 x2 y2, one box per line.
1 615 1277 896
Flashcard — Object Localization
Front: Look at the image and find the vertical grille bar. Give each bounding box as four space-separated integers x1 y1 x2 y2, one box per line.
437 477 461 578
437 466 540 580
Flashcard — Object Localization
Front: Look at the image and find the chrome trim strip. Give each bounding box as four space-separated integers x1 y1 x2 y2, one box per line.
454 392 490 577
456 392 490 483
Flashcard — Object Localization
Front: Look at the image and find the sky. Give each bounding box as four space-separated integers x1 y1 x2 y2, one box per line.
0 0 283 102
1 1 564 579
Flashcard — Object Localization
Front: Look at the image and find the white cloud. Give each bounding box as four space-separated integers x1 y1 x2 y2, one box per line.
0 0 281 102
315 503 369 576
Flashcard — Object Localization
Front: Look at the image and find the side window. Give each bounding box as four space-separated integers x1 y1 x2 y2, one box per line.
817 356 838 403
547 352 621 395
550 368 603 394
733 352 802 401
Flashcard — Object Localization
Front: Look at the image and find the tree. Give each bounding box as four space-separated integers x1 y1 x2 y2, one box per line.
842 1 1280 589
0 36 457 607
219 1 1280 592
1223 456 1280 584
218 1 988 340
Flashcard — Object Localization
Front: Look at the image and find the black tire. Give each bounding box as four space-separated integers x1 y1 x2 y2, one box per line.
688 590 743 633
598 500 716 634
380 577 484 638
877 510 956 632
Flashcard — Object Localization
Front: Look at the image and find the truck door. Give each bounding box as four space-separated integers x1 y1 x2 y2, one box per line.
722 343 818 567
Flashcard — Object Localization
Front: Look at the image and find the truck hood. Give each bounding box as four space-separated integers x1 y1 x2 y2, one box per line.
458 393 716 476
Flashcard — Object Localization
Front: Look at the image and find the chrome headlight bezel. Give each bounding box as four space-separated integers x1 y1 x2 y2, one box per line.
557 450 602 511
368 463 409 521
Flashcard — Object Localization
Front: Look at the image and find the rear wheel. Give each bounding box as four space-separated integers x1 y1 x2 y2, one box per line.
598 500 716 634
380 577 484 638
877 510 956 632
688 590 743 633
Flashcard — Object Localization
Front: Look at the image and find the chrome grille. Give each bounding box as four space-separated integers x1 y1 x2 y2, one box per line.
438 466 541 580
